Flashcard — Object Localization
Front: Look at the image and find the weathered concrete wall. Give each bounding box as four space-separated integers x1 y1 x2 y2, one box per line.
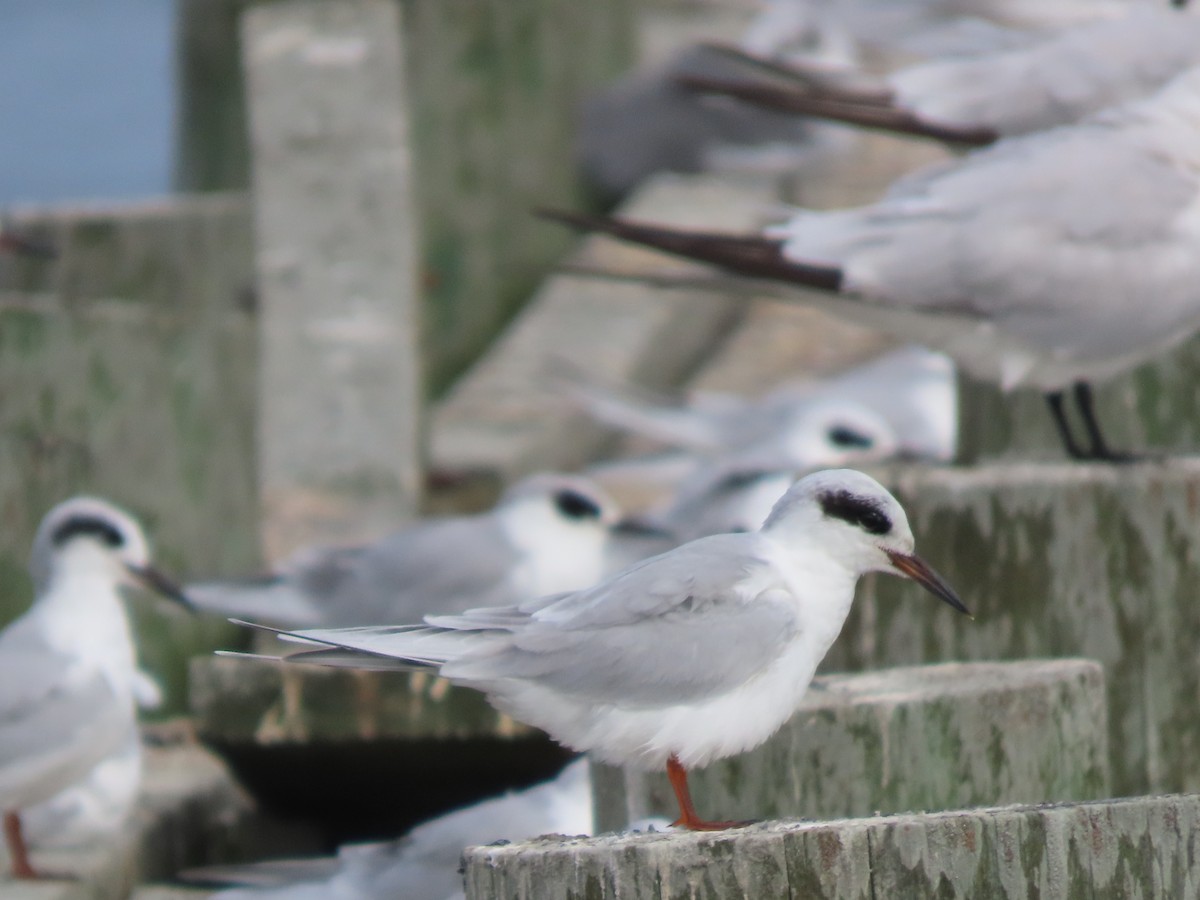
0 196 259 714
242 0 423 556
177 0 635 393
465 792 1200 899
593 660 1108 833
824 458 1200 801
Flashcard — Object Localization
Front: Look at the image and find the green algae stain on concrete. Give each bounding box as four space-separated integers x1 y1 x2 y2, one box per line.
0 199 260 715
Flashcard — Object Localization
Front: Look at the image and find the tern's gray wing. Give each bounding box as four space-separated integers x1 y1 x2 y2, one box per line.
442 534 800 707
0 625 131 803
307 514 522 626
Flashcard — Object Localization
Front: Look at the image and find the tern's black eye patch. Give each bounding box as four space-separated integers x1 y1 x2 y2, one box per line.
818 489 892 535
828 426 874 449
554 489 603 520
51 515 125 548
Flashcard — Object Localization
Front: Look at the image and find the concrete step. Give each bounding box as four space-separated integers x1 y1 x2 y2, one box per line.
829 457 1200 802
593 659 1108 832
1 739 318 899
188 656 570 838
465 791 1200 899
190 657 541 744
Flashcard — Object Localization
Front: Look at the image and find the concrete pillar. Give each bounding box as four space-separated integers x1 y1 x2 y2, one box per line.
242 0 423 557
827 457 1200 800
465 793 1200 899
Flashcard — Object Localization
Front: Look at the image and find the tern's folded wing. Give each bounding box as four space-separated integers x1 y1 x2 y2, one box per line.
444 535 801 706
0 657 131 804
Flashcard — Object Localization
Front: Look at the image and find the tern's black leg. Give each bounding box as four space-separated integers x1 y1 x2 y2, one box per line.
1045 390 1088 460
1073 382 1138 463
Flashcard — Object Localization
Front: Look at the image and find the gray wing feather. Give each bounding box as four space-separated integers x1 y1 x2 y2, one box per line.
279 535 800 706
0 650 131 801
444 535 800 706
293 515 521 626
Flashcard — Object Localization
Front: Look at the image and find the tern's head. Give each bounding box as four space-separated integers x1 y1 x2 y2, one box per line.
499 473 622 532
777 400 899 468
28 496 191 610
763 470 969 615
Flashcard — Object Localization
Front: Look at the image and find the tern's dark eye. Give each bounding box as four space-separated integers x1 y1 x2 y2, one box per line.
828 426 874 449
818 489 892 536
51 515 125 548
554 489 603 520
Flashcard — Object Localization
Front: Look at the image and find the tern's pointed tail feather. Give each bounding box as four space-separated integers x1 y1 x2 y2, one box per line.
550 358 720 450
227 620 482 673
676 74 997 148
536 208 844 292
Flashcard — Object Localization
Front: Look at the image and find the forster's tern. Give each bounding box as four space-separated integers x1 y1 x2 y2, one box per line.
687 7 1200 148
541 66 1200 461
188 474 666 629
0 497 190 879
192 758 596 900
229 469 969 830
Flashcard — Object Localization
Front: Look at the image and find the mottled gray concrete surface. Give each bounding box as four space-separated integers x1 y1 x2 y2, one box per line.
594 659 1108 832
467 792 1200 899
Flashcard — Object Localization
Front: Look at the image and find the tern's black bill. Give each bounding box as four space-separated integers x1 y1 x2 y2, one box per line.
126 563 195 612
886 550 971 617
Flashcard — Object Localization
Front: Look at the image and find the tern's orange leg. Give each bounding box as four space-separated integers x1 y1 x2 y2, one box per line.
4 811 37 879
666 755 754 831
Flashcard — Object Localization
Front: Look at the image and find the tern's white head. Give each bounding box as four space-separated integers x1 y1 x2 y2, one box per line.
763 469 969 614
776 400 900 468
498 473 621 529
496 474 626 595
27 496 190 609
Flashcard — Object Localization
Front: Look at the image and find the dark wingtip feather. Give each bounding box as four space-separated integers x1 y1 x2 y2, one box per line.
536 207 843 292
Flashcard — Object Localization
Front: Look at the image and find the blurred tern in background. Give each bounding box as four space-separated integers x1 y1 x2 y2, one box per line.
227 469 969 830
191 758 600 900
558 344 955 463
0 497 191 879
576 0 858 198
686 6 1200 149
17 669 162 852
765 0 1171 56
187 474 671 629
541 66 1200 461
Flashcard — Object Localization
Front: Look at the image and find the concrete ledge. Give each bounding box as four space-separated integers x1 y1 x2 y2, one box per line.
594 659 1108 832
189 656 539 744
829 458 1200 801
188 656 569 839
465 792 1200 899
